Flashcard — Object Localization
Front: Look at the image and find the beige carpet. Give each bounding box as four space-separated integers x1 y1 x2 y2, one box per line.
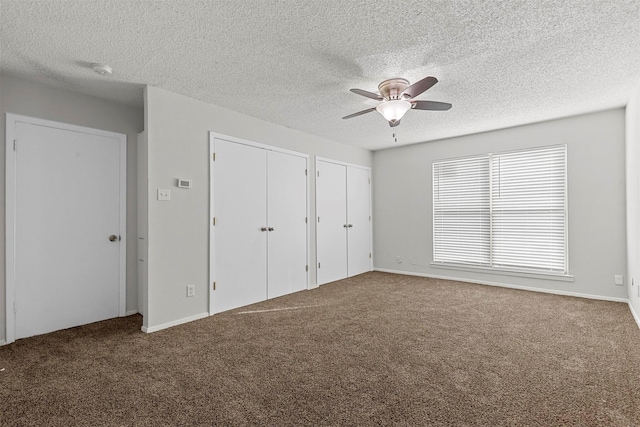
1 272 639 426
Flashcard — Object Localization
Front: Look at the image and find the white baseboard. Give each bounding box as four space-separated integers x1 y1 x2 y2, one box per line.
125 310 138 316
629 302 640 330
0 340 6 347
141 312 209 333
374 268 629 303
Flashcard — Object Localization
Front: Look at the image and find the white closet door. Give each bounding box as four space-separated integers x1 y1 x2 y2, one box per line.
213 140 267 313
316 161 348 285
347 166 372 276
267 151 307 298
14 121 123 339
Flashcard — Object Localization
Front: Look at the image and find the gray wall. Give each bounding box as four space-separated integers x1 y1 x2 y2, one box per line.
0 74 144 342
373 109 628 300
626 82 640 319
144 85 372 330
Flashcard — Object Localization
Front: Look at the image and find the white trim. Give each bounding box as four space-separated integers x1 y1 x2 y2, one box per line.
5 115 17 344
367 168 374 273
209 132 310 316
305 156 311 291
431 263 575 282
118 128 127 317
125 310 139 316
629 302 640 330
209 137 215 315
0 340 6 347
141 312 208 333
209 132 308 158
5 113 127 344
315 155 370 171
374 268 628 303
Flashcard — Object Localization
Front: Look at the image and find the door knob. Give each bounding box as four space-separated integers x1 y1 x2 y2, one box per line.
268 227 274 231
260 227 267 232
343 224 348 228
108 235 118 242
348 224 353 228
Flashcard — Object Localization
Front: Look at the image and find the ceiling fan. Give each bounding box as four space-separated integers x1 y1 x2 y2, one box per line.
342 76 452 127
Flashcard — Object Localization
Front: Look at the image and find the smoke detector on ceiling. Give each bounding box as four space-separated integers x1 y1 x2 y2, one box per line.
91 63 113 76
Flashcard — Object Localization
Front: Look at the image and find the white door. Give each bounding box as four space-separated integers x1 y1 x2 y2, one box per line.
213 140 268 313
267 151 307 298
13 120 124 340
316 161 348 285
347 166 372 276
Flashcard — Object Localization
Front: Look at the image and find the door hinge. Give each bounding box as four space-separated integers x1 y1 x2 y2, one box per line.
306 265 308 272
305 217 308 223
212 217 216 226
317 171 320 177
213 281 216 291
305 169 307 176
13 140 17 151
13 301 17 313
318 262 321 268
317 217 320 223
212 152 216 161
369 216 371 221
368 178 371 184
369 253 372 258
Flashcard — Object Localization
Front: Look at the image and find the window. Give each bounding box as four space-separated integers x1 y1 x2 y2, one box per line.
433 145 567 275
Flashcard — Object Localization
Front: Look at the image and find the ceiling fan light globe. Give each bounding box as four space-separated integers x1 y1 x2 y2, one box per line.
376 100 412 122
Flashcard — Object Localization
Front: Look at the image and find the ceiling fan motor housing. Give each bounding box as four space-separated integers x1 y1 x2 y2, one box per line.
378 78 409 100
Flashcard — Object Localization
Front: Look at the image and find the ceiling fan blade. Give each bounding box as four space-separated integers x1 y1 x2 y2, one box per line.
350 88 383 100
389 119 401 128
402 76 438 99
342 107 377 120
411 100 452 111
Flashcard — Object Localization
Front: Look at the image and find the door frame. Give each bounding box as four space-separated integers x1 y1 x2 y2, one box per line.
5 113 127 344
209 132 309 315
314 157 373 283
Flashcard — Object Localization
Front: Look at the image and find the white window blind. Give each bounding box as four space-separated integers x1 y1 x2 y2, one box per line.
433 145 567 274
491 146 567 272
433 155 490 266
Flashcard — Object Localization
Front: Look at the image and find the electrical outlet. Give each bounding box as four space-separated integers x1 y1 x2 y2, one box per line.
186 284 195 297
158 188 171 201
614 275 624 286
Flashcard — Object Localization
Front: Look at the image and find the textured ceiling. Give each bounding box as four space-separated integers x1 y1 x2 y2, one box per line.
1 0 639 150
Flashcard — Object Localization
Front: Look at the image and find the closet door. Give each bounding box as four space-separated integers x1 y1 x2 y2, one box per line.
316 161 348 285
347 166 372 276
267 151 307 298
213 140 267 313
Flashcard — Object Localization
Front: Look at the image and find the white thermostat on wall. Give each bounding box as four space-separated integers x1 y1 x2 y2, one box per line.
177 178 192 189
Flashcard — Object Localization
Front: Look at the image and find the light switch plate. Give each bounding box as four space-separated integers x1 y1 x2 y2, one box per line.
158 189 171 201
614 274 623 286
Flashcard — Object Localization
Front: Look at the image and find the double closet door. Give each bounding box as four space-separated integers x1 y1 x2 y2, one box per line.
211 137 308 314
316 159 372 285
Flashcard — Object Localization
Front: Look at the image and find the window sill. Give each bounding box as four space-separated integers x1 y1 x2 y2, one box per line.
430 263 575 282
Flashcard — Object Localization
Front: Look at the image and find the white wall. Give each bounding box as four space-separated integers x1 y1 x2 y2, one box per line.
373 109 628 300
0 74 144 342
626 83 640 321
144 85 372 331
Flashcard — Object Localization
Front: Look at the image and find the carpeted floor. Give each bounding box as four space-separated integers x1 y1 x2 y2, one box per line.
1 272 640 426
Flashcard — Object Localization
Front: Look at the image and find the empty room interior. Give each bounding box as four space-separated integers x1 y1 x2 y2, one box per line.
1 1 640 425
